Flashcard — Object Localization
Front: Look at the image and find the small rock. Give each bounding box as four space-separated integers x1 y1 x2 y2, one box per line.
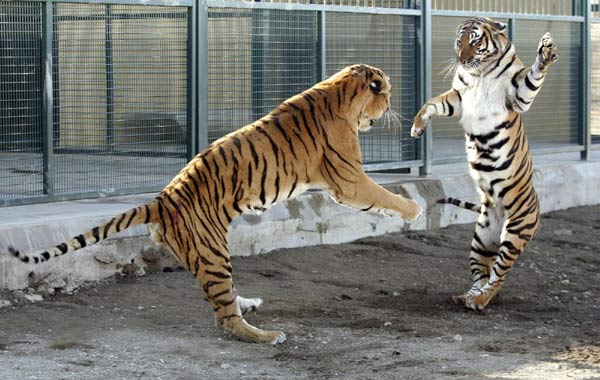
220 363 231 369
0 300 12 309
453 334 463 343
14 291 43 303
383 322 392 327
560 279 570 285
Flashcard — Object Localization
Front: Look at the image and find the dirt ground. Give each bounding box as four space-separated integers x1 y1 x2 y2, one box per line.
1 205 599 380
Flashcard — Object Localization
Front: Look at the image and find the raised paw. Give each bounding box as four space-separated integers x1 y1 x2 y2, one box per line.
237 296 263 315
402 199 423 221
410 117 426 138
536 32 559 69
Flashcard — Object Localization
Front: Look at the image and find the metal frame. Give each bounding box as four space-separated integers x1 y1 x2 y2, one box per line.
1 0 594 206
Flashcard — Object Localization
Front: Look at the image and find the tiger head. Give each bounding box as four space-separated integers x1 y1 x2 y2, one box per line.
455 17 509 70
323 64 391 132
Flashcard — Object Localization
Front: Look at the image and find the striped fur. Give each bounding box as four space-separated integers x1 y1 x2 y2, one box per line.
437 197 482 213
7 64 421 344
412 18 558 311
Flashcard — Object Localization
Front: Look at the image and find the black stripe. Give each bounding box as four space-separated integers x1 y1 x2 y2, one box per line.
75 234 86 249
256 127 280 168
41 252 50 261
144 204 151 224
446 100 454 117
524 75 539 91
259 157 268 205
57 242 68 254
511 68 526 89
218 146 229 167
206 270 231 279
247 139 259 168
491 42 512 71
124 208 137 229
495 55 516 79
91 226 100 242
273 116 297 160
287 175 298 199
488 137 510 150
247 161 253 188
102 218 115 240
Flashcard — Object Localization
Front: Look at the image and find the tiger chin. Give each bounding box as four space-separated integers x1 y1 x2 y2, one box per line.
411 18 558 312
7 64 422 344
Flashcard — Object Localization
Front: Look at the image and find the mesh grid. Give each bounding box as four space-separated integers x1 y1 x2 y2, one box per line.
216 0 418 9
513 20 581 149
207 8 318 144
432 0 580 16
326 13 419 164
591 22 600 145
52 3 188 194
0 2 43 199
429 16 475 160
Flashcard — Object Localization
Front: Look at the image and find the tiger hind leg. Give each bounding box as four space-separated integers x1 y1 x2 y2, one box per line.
195 245 285 344
453 208 501 310
237 295 263 315
457 211 539 311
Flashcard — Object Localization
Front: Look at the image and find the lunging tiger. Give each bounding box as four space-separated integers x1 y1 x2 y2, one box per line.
7 64 421 344
411 18 558 311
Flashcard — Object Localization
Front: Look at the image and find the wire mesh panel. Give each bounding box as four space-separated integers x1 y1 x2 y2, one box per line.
431 0 580 16
513 20 581 150
0 1 43 199
215 0 419 9
326 13 419 165
52 3 189 194
207 8 318 144
592 22 600 145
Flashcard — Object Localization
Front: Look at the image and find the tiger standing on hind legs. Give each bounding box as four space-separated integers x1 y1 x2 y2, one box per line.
411 18 558 311
6 64 422 344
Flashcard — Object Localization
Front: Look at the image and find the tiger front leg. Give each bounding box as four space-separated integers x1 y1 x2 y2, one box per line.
411 89 462 138
331 173 422 221
511 32 558 112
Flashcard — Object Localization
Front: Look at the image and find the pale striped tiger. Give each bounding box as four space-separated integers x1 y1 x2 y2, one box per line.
411 18 558 311
7 64 421 344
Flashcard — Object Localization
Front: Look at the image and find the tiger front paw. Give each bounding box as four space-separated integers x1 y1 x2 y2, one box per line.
402 199 422 221
536 32 559 70
410 116 426 138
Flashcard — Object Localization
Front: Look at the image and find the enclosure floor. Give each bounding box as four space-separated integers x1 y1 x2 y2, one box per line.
0 205 599 380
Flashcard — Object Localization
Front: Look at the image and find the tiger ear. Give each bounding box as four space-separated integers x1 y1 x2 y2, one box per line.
350 64 367 77
493 21 507 32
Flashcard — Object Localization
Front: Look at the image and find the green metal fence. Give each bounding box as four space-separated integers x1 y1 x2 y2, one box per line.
0 0 593 206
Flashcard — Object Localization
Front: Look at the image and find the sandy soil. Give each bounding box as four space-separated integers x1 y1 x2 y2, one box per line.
1 205 599 380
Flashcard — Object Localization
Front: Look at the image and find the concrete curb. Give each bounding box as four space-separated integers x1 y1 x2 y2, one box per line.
1 155 599 291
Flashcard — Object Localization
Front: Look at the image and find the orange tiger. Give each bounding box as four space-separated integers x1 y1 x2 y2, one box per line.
7 64 421 344
411 18 558 311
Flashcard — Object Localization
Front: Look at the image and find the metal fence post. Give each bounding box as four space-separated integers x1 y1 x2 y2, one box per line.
42 0 54 195
187 3 198 159
317 11 327 81
196 0 209 152
581 0 591 160
419 0 432 176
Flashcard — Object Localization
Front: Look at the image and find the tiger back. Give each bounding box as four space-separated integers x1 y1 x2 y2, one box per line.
8 64 421 344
